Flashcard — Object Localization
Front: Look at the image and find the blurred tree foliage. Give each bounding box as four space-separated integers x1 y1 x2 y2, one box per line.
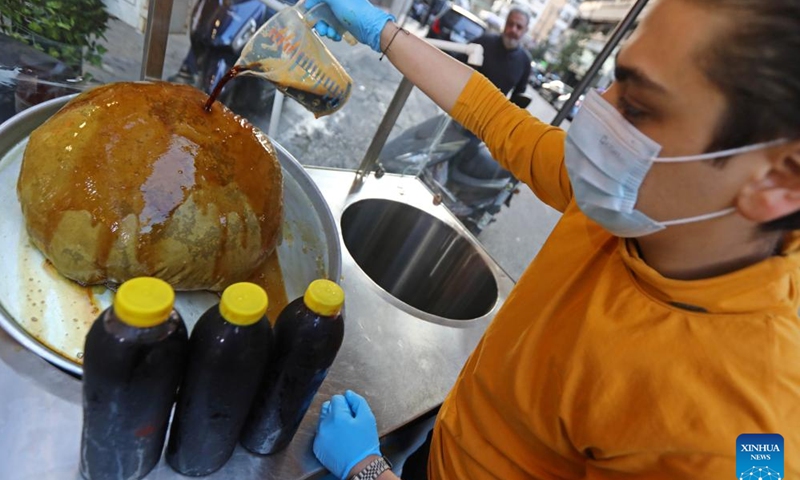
528 42 548 63
0 0 110 70
551 26 589 79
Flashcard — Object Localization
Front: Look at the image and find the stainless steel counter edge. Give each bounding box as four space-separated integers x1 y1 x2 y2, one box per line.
0 167 515 479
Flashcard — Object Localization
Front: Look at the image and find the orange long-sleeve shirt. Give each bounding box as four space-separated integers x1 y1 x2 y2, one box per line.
427 72 800 479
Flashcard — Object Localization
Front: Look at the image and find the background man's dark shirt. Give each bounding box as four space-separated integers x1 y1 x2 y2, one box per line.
471 34 531 96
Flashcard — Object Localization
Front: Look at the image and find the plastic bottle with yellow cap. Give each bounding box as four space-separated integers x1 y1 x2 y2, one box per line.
80 277 189 480
165 282 273 476
241 279 345 454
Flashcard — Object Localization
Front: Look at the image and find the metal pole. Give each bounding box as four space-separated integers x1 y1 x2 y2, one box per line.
268 91 285 138
420 0 435 26
551 0 650 126
354 76 415 183
397 0 415 26
261 0 289 136
141 0 175 81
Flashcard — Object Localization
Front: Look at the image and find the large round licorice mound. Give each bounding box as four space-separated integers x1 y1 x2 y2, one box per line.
17 81 283 291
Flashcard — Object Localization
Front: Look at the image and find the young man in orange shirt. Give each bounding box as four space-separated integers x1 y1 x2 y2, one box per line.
309 0 800 478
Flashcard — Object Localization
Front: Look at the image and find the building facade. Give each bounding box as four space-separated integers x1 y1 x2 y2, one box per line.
570 0 653 86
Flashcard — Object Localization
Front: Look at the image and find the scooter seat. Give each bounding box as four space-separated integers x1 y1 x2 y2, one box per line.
449 167 512 190
453 141 513 181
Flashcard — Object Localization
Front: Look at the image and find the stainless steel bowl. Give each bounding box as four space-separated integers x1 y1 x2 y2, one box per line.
0 94 341 376
341 198 498 320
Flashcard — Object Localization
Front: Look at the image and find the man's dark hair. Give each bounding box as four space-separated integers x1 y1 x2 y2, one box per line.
689 0 800 230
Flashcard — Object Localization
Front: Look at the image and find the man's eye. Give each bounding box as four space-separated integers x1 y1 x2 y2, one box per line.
618 97 647 121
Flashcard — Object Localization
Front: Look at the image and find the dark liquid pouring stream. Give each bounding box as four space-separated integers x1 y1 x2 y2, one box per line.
204 65 247 112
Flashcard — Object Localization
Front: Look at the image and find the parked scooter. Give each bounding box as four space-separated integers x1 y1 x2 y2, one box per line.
379 94 531 234
170 0 295 111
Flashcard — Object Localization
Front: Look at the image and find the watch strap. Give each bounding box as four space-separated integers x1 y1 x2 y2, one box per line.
349 456 392 480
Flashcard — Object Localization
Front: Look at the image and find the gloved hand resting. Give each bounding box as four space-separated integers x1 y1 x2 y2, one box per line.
313 390 382 479
306 0 395 52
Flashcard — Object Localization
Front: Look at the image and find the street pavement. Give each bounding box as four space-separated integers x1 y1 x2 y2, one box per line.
84 17 564 281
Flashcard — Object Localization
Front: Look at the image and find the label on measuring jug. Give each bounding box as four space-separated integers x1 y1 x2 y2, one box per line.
238 8 352 117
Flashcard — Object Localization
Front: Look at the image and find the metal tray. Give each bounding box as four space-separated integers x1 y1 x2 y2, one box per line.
0 95 341 376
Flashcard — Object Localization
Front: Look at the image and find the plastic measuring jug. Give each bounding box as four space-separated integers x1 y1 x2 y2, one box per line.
234 1 356 118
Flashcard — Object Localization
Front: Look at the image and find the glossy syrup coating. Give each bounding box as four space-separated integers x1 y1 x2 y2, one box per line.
17 81 283 291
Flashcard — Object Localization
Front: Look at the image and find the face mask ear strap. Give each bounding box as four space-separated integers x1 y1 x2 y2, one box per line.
659 207 737 226
653 139 789 163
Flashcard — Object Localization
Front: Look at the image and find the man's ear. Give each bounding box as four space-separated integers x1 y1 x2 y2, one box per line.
737 141 800 223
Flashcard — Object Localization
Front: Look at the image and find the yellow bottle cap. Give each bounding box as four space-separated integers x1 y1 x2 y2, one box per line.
303 279 344 317
220 282 269 326
113 277 175 328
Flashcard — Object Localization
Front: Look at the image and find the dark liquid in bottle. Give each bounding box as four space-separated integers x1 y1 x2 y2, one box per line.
81 309 188 480
240 297 344 454
166 308 273 476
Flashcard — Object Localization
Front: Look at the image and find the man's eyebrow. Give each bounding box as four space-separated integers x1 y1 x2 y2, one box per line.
614 65 669 94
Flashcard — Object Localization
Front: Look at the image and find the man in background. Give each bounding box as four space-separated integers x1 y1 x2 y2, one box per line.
470 7 532 97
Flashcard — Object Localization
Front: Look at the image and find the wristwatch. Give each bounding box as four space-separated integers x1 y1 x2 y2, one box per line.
349 456 392 480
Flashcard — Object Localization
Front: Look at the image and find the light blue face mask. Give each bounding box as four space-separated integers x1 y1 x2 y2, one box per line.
565 89 786 238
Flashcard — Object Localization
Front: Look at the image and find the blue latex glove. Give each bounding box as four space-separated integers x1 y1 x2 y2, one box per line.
313 390 382 479
306 0 395 52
